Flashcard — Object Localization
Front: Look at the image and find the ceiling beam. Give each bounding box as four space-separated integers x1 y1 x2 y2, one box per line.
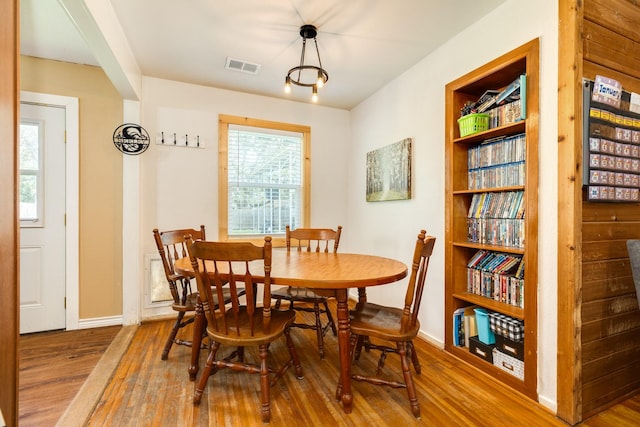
58 0 141 100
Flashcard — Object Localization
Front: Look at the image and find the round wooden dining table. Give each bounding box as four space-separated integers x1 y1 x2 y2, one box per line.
174 249 408 414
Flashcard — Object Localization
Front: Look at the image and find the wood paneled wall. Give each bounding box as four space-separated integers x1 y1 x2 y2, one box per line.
0 1 19 426
581 204 640 417
582 0 640 419
559 0 640 424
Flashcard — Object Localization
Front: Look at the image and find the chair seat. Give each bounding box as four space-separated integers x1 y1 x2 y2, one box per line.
207 307 296 347
350 302 420 342
171 292 200 312
271 286 327 302
172 287 243 312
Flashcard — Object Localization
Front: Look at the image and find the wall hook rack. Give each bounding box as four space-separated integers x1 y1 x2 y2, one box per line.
156 131 205 148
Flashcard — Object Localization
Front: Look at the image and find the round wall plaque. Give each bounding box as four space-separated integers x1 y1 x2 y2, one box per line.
113 123 150 155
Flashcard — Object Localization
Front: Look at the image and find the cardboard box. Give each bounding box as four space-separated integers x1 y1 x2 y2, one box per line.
493 348 524 380
469 335 495 363
495 334 524 361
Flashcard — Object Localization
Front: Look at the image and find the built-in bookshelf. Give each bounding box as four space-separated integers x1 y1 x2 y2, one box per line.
444 39 539 400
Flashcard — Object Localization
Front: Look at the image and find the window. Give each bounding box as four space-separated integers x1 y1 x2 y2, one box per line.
219 115 310 245
19 120 44 226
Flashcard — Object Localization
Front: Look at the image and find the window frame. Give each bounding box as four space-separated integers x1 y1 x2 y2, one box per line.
218 114 310 246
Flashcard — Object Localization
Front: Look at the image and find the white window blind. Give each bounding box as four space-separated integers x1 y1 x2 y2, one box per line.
228 125 303 237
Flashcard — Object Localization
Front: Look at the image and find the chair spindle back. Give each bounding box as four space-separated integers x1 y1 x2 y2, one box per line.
402 230 436 331
286 225 342 253
187 236 273 336
153 226 205 304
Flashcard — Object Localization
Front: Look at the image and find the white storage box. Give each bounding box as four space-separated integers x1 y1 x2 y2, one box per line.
492 348 524 380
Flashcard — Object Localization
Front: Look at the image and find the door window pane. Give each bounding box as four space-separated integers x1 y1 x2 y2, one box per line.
19 122 44 225
19 175 38 220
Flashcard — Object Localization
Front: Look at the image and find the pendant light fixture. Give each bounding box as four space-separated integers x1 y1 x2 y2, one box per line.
284 24 329 103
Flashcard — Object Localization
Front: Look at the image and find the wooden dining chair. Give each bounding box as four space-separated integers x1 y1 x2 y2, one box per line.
186 235 303 424
272 225 342 359
341 230 436 419
153 226 242 361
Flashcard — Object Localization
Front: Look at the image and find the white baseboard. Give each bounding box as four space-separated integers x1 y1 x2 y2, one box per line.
538 394 557 414
417 330 444 348
77 315 124 329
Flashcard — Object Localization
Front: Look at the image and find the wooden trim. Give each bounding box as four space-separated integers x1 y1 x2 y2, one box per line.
523 38 540 399
557 0 584 424
0 1 19 425
444 39 539 400
218 117 229 240
217 114 311 246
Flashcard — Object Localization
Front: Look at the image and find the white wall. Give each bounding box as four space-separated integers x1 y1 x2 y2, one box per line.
139 77 351 259
347 0 558 412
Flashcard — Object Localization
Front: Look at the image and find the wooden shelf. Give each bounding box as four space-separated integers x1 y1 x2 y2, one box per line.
452 292 525 319
453 185 525 195
445 344 536 400
444 39 540 401
453 121 526 145
452 241 525 254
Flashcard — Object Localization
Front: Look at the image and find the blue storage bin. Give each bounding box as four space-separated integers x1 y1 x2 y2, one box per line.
474 308 496 345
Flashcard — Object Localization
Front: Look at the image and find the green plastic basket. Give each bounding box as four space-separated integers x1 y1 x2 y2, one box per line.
458 113 489 137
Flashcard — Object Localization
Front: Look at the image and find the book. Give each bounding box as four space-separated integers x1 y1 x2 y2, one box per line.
474 89 501 110
476 93 500 113
496 75 525 105
463 306 479 347
453 308 466 346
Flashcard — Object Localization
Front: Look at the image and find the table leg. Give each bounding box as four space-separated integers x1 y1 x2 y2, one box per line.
189 296 204 381
334 288 353 413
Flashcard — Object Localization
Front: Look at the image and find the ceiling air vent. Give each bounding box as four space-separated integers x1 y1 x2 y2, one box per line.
225 57 261 75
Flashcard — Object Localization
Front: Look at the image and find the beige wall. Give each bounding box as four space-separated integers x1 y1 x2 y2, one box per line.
20 56 123 319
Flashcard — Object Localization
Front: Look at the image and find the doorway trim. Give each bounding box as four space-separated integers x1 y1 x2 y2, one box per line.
20 91 79 330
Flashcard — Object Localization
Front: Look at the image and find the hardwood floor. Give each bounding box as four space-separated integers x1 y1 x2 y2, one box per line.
85 308 564 427
20 307 640 426
19 325 122 426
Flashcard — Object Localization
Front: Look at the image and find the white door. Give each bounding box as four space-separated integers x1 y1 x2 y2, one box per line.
19 102 67 334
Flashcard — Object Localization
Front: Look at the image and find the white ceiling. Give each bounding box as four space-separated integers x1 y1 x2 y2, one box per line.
20 0 507 110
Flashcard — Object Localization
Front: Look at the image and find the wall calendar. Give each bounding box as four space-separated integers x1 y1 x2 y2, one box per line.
584 76 640 202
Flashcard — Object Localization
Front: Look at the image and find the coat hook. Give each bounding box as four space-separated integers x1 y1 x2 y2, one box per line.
185 134 188 146
197 135 200 147
161 131 165 144
173 133 177 145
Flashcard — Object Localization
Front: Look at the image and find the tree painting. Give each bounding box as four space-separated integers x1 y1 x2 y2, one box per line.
366 138 412 202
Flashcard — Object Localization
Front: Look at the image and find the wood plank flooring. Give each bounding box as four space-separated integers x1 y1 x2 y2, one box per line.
19 325 122 426
86 307 565 427
19 306 640 426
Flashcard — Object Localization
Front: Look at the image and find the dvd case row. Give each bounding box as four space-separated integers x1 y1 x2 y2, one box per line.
466 250 524 308
468 162 525 190
487 99 524 128
467 191 525 219
468 133 526 169
468 133 526 190
467 218 525 248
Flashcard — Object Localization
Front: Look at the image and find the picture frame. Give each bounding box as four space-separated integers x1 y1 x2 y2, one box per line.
366 138 412 202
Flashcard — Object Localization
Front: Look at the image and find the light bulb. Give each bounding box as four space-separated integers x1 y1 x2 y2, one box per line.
284 76 291 94
312 85 318 102
316 70 324 88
